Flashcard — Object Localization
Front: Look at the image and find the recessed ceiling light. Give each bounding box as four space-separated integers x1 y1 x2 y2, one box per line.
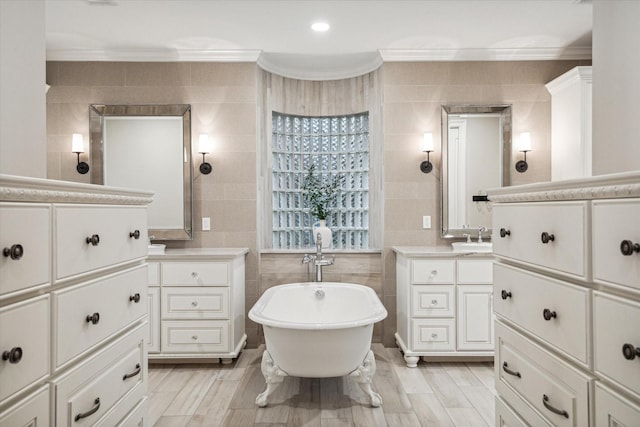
311 22 330 32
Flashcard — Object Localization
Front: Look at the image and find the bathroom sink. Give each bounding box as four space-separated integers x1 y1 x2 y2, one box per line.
451 242 493 253
148 244 166 255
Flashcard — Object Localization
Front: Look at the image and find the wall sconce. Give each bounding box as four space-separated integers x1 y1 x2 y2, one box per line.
72 133 89 174
515 132 531 173
198 134 213 175
420 132 435 174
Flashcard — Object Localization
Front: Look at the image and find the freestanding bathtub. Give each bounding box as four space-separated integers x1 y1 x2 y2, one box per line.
248 282 388 407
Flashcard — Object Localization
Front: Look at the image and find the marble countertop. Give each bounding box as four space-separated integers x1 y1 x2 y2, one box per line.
148 247 249 259
392 246 494 257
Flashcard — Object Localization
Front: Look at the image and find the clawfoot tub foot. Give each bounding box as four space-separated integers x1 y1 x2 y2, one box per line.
256 350 288 407
349 350 383 407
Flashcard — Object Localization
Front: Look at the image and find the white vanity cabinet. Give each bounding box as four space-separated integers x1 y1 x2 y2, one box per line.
148 248 248 362
489 171 640 427
0 174 152 426
393 248 494 367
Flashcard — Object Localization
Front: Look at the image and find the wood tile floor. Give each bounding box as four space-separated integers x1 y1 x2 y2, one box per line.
149 344 496 426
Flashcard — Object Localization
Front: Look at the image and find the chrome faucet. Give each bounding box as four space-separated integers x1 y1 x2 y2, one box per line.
301 233 335 282
477 226 487 243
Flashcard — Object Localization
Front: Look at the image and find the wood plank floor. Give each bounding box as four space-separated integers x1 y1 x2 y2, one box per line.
149 344 496 426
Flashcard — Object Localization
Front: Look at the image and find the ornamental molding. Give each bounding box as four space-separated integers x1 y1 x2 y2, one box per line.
489 182 640 203
0 186 153 205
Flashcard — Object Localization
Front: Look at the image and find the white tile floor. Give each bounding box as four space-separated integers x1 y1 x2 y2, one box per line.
149 344 496 426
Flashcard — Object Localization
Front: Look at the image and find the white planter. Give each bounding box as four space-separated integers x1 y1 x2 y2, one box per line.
312 220 332 248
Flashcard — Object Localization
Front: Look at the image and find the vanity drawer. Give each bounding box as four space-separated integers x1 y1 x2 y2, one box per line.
55 205 147 281
411 318 455 351
52 324 146 427
493 201 588 279
411 285 454 317
0 384 50 427
595 382 640 427
593 291 640 397
411 259 455 284
162 320 230 353
161 287 229 319
98 396 147 427
162 261 229 286
457 259 493 284
495 395 551 427
0 203 51 298
53 265 147 368
0 295 50 404
495 322 592 427
494 263 590 366
593 199 640 292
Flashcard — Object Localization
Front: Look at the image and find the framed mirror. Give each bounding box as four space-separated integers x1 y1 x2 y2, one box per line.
441 104 512 239
89 104 193 240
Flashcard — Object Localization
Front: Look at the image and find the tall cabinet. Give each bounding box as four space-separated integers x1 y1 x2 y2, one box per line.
489 171 640 426
394 248 494 367
0 174 152 426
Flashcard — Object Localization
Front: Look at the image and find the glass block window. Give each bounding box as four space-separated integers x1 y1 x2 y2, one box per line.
271 111 369 249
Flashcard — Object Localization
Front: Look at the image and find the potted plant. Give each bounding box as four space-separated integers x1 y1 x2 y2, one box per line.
302 164 345 247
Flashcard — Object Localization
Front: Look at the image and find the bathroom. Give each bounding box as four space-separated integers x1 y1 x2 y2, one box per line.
1 1 639 426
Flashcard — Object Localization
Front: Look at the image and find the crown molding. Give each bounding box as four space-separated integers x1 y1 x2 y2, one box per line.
379 46 592 62
257 52 383 81
46 48 262 62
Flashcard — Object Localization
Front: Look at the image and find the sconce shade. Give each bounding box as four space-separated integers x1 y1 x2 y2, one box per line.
198 134 213 154
515 132 531 173
72 133 84 153
518 132 532 152
422 132 435 152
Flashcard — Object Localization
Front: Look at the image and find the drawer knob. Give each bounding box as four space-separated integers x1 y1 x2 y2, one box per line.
86 312 100 325
192 335 199 340
542 394 569 419
502 362 521 378
192 301 198 307
2 347 23 364
431 299 438 305
2 244 24 260
129 230 141 239
622 343 640 360
123 363 141 381
129 293 141 303
501 290 512 300
86 234 100 246
431 333 438 339
541 232 555 244
542 308 557 321
499 228 511 238
75 397 101 422
620 240 640 256
191 272 199 279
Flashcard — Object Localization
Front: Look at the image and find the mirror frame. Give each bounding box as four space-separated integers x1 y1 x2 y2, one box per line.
89 104 193 240
440 104 512 239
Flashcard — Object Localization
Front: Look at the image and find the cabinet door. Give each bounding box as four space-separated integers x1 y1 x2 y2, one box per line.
147 287 160 353
595 382 640 427
457 285 493 350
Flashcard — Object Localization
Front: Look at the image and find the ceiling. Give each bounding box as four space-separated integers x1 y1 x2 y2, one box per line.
45 0 593 80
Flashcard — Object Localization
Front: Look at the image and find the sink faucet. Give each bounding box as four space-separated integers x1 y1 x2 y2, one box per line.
477 227 486 243
302 233 335 282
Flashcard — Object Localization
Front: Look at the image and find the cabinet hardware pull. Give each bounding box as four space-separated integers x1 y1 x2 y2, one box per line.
75 397 101 422
129 293 141 303
620 240 640 256
501 290 512 300
2 347 23 364
86 234 100 246
129 230 141 239
86 312 100 325
499 228 511 238
192 335 198 340
192 301 198 307
2 244 24 260
502 362 521 378
123 363 141 380
431 299 438 305
541 232 555 244
191 272 199 278
431 333 438 339
542 308 557 321
622 343 640 360
542 394 569 418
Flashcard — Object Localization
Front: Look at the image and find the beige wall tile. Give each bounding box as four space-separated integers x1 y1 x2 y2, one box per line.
124 62 191 86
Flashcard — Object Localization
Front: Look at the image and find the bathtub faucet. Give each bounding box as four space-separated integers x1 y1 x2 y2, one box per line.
301 233 335 282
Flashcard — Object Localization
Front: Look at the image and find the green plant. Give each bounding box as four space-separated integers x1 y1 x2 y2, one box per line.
302 164 345 220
